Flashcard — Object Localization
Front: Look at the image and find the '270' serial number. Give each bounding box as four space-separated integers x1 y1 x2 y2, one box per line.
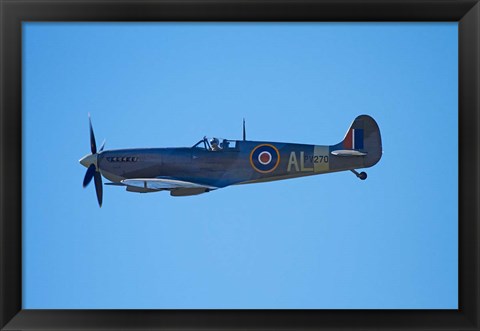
304 155 329 163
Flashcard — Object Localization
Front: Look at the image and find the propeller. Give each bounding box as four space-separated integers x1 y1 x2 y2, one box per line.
80 114 104 207
83 164 96 188
99 139 106 153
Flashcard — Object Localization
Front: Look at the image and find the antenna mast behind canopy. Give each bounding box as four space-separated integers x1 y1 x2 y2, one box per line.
243 118 246 141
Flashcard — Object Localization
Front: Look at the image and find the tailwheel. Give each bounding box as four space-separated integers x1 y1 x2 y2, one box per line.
351 169 367 180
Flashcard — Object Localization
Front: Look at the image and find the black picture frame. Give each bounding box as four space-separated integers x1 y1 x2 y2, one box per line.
1 0 478 330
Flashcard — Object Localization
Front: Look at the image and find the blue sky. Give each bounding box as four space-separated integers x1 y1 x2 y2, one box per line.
22 22 458 309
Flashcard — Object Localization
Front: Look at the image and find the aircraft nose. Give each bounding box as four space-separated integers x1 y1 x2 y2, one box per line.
79 154 96 168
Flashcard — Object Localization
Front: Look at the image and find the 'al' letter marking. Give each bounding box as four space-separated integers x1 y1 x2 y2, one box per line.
287 152 299 172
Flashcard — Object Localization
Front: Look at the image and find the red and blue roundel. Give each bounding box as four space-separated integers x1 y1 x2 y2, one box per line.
250 144 280 173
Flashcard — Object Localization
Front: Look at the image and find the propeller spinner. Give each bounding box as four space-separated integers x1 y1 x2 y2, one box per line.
79 114 104 207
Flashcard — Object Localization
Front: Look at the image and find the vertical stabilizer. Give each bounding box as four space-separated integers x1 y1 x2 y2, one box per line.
330 115 382 168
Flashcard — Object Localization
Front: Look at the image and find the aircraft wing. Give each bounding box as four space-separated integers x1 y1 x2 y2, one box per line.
121 178 218 191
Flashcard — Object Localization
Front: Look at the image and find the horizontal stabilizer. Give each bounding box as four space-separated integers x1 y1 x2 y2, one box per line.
331 149 367 157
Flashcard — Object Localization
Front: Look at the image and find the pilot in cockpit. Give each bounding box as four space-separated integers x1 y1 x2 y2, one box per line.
210 138 221 151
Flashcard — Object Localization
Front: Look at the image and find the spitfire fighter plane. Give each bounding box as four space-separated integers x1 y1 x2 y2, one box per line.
80 115 382 206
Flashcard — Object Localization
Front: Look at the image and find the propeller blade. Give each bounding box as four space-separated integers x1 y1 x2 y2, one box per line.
89 114 97 154
99 139 106 153
83 164 96 188
94 172 103 207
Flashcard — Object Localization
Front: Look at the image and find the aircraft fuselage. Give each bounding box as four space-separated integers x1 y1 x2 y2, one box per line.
97 139 378 189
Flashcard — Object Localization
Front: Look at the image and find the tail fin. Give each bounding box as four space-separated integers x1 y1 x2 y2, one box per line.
332 115 382 168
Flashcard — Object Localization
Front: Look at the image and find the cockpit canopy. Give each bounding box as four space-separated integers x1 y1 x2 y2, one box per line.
192 136 237 151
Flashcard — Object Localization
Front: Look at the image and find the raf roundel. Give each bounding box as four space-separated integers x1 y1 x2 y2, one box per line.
250 144 280 173
258 151 272 165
